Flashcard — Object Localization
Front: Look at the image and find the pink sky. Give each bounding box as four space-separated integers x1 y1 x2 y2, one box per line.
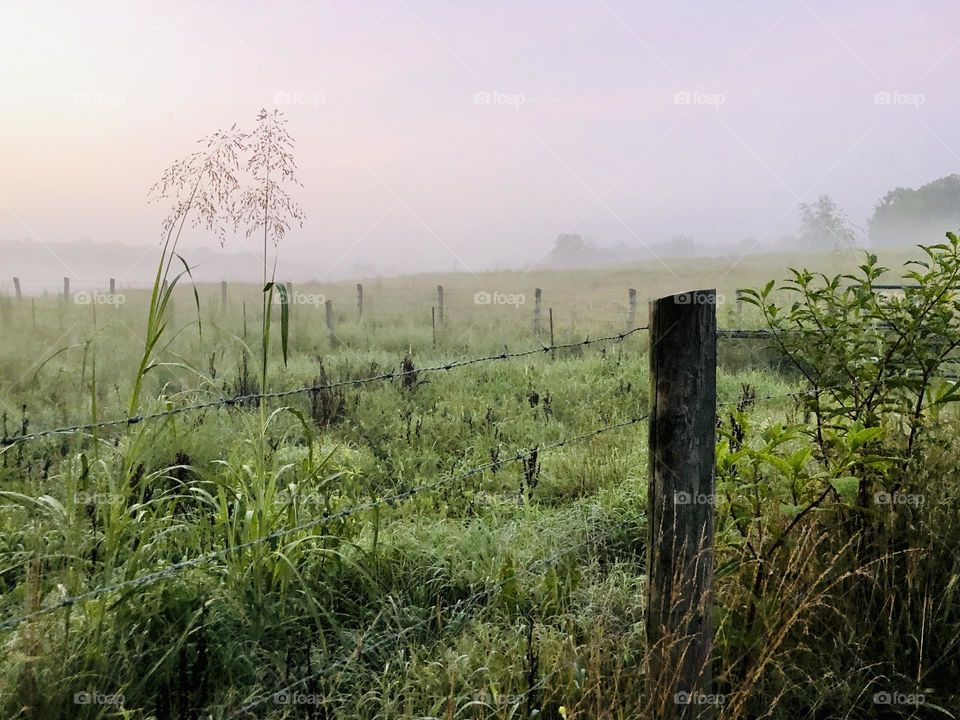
2 0 959 279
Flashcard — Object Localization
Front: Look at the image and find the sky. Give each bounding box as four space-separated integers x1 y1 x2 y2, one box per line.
2 0 959 282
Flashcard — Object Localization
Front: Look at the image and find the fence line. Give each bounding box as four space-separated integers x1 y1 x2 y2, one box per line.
0 412 650 632
2 326 883 449
0 326 649 447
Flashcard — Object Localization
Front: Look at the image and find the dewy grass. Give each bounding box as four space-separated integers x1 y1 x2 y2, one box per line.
3 239 960 717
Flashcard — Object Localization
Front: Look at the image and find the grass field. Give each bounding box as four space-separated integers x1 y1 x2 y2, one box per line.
2 245 959 719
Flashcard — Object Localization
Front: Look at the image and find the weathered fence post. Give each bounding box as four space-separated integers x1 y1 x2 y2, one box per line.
646 289 717 719
221 281 228 312
432 306 437 349
436 285 444 325
356 283 364 320
549 307 555 347
13 277 22 299
325 299 335 334
63 277 70 302
109 278 116 296
628 288 637 329
533 288 542 335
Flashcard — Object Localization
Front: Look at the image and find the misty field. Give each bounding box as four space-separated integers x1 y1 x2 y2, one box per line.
2 243 960 719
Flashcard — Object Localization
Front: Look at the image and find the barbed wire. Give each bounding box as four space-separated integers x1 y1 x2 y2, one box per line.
716 383 856 409
159 381 884 716
228 517 614 717
0 326 649 447
0 413 648 632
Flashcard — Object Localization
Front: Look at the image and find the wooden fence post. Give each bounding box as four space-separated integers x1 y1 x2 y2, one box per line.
63 277 70 302
736 290 743 320
628 288 637 329
646 289 717 719
109 278 116 295
357 283 363 320
325 299 335 334
221 281 228 312
549 307 555 347
13 277 22 299
432 306 437 349
533 288 542 335
437 285 444 325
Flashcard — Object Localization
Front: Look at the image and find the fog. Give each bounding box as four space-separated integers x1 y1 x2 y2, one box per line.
2 0 959 287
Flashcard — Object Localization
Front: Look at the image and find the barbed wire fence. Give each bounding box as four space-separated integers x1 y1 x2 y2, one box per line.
0 305 892 715
225 381 831 718
0 326 649 447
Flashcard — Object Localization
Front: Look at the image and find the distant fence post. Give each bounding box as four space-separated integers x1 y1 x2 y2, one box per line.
549 307 555 347
63 277 70 302
221 281 228 311
646 289 717 719
533 288 542 335
432 306 437 349
13 277 22 299
356 283 363 320
325 299 335 335
437 285 444 325
628 288 637 329
109 278 116 295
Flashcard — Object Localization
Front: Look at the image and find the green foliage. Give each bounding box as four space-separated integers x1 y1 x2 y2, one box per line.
718 236 960 715
869 174 960 246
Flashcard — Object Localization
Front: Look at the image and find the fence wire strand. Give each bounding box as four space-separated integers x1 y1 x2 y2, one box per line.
229 518 613 717
0 413 648 632
0 326 649 447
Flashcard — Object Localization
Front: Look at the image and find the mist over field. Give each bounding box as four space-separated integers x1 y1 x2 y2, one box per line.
6 3 960 720
3 0 960 286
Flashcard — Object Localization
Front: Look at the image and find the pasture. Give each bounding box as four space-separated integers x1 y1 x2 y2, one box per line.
2 244 959 718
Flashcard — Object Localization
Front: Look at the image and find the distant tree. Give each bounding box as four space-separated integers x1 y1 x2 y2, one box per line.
548 233 595 265
797 195 861 251
868 174 960 246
